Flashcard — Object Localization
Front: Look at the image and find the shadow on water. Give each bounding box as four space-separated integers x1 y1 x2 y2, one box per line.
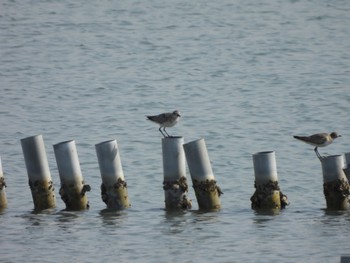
99 208 128 226
17 208 58 227
160 208 220 235
161 208 222 235
163 208 221 223
322 208 349 216
252 209 282 226
320 208 350 226
190 209 220 224
160 209 189 234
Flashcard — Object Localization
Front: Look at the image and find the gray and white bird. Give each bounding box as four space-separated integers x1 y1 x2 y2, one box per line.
146 110 181 137
293 132 341 160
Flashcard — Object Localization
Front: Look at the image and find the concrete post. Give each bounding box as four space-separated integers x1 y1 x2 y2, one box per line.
20 135 56 211
95 139 130 210
53 140 90 210
322 155 349 210
251 151 289 211
162 137 191 210
183 139 222 210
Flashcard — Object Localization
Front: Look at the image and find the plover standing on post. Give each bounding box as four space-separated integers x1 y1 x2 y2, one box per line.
293 132 341 160
146 110 181 137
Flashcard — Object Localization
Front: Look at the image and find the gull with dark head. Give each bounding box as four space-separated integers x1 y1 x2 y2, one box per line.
146 110 181 137
293 132 341 160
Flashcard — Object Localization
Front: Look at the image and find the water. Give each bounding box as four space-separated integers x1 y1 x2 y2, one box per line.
1 0 350 262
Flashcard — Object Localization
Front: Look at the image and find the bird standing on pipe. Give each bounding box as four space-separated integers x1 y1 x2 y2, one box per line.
146 110 181 137
293 132 341 160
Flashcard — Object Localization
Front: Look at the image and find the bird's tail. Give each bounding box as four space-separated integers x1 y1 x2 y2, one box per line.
293 135 308 141
146 115 156 121
294 135 302 139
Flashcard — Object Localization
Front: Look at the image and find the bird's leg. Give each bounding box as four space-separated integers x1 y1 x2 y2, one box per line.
163 127 170 137
314 147 323 161
159 127 166 137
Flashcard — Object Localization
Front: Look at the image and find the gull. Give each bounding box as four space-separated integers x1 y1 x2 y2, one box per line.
293 132 341 160
146 110 181 137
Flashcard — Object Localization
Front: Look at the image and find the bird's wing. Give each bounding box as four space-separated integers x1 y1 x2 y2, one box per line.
147 113 169 123
308 133 328 144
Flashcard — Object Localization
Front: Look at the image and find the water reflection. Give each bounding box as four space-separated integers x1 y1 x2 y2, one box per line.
252 209 280 226
99 208 128 227
322 208 349 217
20 208 57 227
56 209 81 218
54 210 86 233
191 210 220 224
162 209 188 234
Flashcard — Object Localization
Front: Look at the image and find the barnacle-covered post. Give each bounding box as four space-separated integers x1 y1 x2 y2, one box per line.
20 135 56 211
343 152 350 181
251 151 288 211
183 139 221 210
95 139 130 210
0 157 8 209
162 136 191 210
322 155 349 210
53 140 90 210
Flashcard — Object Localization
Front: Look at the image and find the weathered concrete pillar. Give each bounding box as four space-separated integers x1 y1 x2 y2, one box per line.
251 151 289 211
183 139 222 210
322 155 349 210
95 139 130 210
21 135 56 211
162 136 191 210
53 140 90 210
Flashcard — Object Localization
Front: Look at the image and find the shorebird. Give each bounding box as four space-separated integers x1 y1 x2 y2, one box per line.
146 110 181 137
293 132 341 160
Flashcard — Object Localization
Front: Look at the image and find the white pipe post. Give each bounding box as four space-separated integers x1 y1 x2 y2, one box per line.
0 157 8 209
183 138 221 210
53 140 90 210
251 151 288 210
162 137 191 210
20 135 56 210
343 152 350 181
95 139 130 210
322 155 349 210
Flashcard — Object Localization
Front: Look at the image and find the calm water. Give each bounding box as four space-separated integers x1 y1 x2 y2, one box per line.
1 0 350 262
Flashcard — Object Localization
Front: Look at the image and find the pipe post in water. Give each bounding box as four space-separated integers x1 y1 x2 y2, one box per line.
95 139 130 210
251 151 289 211
183 138 222 211
162 136 191 210
0 156 8 209
20 135 56 211
322 155 349 210
343 153 350 181
53 140 90 210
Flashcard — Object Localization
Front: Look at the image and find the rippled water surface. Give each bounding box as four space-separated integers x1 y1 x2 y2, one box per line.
1 0 350 262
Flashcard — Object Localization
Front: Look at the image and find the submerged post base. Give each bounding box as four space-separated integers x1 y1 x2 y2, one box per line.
251 180 289 210
101 178 131 209
192 179 222 210
323 178 350 210
0 177 7 209
29 179 56 211
59 181 90 210
163 176 191 210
